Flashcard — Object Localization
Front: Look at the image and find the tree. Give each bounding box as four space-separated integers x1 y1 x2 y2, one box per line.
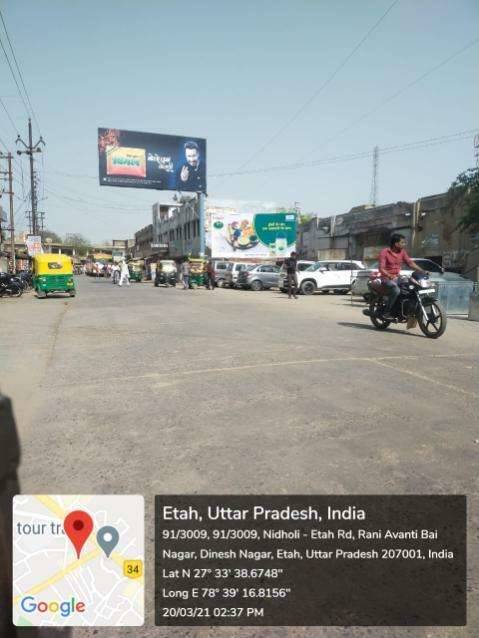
299 214 313 225
40 228 62 243
64 233 91 256
449 167 479 232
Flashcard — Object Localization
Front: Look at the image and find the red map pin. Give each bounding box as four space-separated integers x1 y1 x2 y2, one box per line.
64 510 94 559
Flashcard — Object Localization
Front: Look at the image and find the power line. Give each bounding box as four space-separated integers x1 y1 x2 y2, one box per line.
209 128 478 178
294 36 479 165
0 34 30 119
0 9 42 134
45 190 148 217
44 186 151 214
221 36 479 193
228 0 401 178
0 96 19 134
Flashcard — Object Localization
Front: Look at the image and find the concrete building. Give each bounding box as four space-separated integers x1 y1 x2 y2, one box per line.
133 224 154 259
297 192 479 280
154 197 201 258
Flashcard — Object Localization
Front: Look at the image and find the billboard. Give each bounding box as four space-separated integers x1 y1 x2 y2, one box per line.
98 128 206 193
25 235 43 256
211 212 297 259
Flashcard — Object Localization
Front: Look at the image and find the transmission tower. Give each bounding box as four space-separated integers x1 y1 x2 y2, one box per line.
369 146 379 207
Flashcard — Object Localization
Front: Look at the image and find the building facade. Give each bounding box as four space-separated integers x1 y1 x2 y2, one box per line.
297 193 479 280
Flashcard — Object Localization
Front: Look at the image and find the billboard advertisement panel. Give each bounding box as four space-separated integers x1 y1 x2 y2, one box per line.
98 128 206 193
211 211 297 258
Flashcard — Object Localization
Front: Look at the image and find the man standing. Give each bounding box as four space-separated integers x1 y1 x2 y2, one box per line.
119 260 130 287
283 251 299 299
181 259 190 290
379 233 426 319
206 261 215 290
175 141 206 192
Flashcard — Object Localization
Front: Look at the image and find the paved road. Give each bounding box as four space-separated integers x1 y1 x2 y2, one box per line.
1 276 478 638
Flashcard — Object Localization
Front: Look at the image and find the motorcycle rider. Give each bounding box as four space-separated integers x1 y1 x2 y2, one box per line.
379 233 427 320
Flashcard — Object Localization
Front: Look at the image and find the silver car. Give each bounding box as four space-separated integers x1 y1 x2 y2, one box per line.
351 258 467 299
224 262 255 288
213 261 230 288
237 264 281 290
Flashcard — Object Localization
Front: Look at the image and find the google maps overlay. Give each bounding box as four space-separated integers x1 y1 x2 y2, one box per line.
13 495 144 627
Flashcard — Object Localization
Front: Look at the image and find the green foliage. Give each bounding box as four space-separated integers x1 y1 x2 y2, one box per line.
299 214 313 225
40 228 62 244
64 233 92 256
449 168 479 231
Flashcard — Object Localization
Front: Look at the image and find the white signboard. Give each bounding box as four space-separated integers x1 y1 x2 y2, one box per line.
211 211 297 259
25 235 43 256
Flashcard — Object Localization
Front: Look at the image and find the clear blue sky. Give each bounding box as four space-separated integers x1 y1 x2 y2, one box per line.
1 0 478 241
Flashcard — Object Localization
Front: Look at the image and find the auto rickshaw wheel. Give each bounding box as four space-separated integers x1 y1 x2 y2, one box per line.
36 288 46 299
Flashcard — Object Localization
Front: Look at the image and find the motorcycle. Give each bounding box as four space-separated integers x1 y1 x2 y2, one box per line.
0 272 23 297
363 272 447 339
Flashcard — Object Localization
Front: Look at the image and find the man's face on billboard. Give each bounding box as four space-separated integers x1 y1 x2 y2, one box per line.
185 148 199 167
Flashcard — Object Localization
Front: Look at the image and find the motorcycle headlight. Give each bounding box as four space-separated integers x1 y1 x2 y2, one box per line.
419 278 431 288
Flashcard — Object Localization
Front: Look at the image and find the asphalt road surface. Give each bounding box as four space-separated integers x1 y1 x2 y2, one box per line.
1 276 478 638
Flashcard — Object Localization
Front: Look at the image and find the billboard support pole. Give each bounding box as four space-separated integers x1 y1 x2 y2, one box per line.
198 192 205 257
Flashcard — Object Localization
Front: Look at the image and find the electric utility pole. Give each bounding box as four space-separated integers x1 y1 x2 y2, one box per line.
16 118 44 236
369 146 379 207
0 152 15 272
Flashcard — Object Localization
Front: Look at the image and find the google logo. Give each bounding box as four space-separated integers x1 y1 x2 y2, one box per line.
20 596 86 617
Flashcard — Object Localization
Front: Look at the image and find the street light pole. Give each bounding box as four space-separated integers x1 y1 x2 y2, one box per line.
16 118 44 236
198 192 205 257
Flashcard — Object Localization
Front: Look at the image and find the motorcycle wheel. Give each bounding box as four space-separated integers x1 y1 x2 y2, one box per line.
369 300 391 330
418 301 447 339
9 285 23 297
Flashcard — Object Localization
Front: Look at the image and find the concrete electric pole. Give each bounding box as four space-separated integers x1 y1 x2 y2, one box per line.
0 152 15 272
16 118 44 236
369 146 379 208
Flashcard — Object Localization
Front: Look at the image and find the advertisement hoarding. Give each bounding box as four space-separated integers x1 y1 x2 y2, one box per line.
25 235 43 256
211 212 297 259
98 128 206 193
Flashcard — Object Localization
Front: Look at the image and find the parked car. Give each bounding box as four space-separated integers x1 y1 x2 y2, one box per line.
213 261 230 288
237 264 281 290
351 258 467 299
278 260 315 275
224 262 255 288
280 260 365 295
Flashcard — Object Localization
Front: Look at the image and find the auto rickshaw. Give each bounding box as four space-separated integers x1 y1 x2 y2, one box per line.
32 253 76 298
154 260 177 287
189 258 208 288
127 259 144 282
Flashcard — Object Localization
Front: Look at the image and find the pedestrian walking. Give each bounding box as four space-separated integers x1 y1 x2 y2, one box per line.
206 261 215 290
284 251 298 299
181 259 190 289
118 260 130 287
111 263 120 284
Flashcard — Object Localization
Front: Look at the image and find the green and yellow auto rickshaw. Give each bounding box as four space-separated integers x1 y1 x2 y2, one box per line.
128 259 144 282
33 253 76 298
189 258 208 288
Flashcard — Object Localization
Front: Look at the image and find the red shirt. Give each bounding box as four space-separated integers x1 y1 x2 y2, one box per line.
379 247 414 277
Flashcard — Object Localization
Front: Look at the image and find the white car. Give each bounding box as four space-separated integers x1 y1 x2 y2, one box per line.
291 260 366 295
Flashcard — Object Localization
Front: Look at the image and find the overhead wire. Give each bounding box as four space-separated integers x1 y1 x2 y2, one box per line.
229 0 401 177
214 36 479 194
0 8 42 134
0 96 19 134
209 128 478 178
